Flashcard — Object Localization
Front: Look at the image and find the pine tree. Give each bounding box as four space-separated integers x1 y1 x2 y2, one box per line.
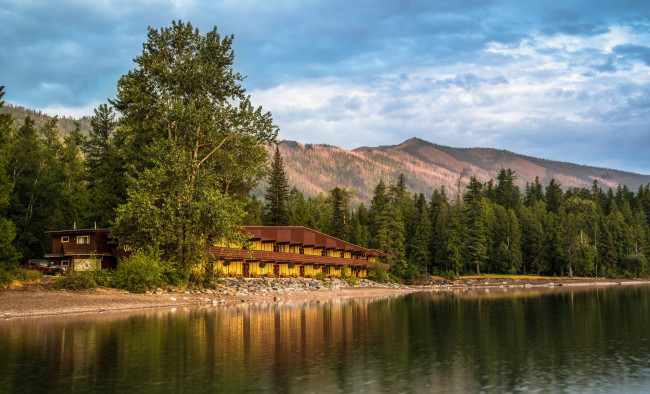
83 103 125 227
368 179 388 248
545 179 563 213
263 146 290 226
495 168 520 210
408 193 432 274
329 186 353 240
463 177 488 275
287 187 311 227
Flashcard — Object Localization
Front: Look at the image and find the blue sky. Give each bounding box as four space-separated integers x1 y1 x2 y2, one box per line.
2 0 649 174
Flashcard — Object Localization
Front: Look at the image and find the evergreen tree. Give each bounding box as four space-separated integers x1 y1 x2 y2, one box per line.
349 203 370 247
446 201 464 276
287 187 311 227
329 186 353 240
263 146 290 226
83 103 125 227
495 168 520 210
368 179 388 248
56 122 91 228
545 178 563 213
243 195 263 225
463 177 488 274
408 193 432 274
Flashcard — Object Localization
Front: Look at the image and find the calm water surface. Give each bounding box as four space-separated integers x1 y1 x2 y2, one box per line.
1 286 649 393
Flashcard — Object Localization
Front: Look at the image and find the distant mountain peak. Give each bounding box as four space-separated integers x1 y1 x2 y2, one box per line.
270 137 650 203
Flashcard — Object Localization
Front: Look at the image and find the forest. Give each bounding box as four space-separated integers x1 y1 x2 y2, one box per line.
261 148 650 281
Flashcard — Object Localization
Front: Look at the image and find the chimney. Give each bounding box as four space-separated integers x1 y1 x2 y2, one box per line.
73 222 76 230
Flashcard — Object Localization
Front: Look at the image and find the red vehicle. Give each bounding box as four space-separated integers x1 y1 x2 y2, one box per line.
24 259 66 275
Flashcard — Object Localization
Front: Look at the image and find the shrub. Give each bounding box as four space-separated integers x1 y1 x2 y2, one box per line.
0 265 41 287
90 269 112 287
0 268 13 288
165 266 189 287
53 272 97 290
323 280 330 286
442 270 456 280
112 249 167 293
369 262 389 283
345 277 359 286
341 265 351 280
15 268 42 282
315 272 327 281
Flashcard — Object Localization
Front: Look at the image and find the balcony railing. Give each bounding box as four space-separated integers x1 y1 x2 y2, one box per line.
62 243 99 255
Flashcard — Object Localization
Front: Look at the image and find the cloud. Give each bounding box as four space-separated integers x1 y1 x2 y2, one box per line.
1 0 650 174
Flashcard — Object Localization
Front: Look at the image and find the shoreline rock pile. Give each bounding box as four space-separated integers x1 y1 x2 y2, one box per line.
151 277 402 297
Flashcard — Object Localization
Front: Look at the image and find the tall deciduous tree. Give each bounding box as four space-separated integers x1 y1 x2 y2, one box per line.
0 86 20 264
263 146 290 226
111 21 278 266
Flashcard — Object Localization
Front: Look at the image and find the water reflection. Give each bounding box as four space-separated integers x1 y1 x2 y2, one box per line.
1 287 649 393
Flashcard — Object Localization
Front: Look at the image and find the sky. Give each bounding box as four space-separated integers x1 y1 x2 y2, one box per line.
2 0 649 174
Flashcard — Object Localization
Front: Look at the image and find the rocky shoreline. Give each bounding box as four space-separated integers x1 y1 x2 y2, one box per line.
2 276 650 319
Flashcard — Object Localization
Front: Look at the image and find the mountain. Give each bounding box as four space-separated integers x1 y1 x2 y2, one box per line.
0 104 91 137
4 105 648 203
274 138 650 203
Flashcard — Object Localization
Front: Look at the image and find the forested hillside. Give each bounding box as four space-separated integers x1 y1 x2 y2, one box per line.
272 138 650 204
0 104 91 136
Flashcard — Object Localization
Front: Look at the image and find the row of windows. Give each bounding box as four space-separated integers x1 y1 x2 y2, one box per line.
61 235 90 244
249 242 365 260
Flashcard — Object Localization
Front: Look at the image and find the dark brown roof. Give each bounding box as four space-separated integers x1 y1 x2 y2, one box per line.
44 228 110 236
243 226 387 257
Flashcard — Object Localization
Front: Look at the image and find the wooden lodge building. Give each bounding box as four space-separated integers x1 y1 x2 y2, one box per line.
44 226 387 278
212 226 387 279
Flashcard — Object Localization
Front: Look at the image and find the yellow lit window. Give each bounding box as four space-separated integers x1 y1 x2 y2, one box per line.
61 236 69 243
77 235 90 244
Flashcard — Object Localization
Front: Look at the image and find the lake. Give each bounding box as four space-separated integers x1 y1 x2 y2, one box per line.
1 286 649 393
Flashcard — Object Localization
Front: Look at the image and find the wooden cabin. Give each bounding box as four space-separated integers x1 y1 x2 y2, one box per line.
212 226 388 279
44 228 118 271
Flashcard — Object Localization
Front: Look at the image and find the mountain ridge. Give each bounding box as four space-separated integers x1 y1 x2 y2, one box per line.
274 137 650 203
2 104 648 202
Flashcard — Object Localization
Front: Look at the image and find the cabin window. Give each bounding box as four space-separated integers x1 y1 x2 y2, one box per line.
61 236 69 243
61 260 69 266
74 258 100 271
77 235 90 244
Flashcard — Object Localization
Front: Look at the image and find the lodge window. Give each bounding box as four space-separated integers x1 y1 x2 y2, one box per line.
77 235 90 244
61 236 69 243
61 260 69 266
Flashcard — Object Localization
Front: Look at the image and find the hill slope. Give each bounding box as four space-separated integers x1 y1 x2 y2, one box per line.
276 138 650 203
3 105 648 203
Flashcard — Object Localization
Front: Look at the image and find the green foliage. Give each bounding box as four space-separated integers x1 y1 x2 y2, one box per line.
263 146 290 226
53 272 97 290
340 265 351 280
369 262 389 283
315 272 327 281
90 269 112 287
0 265 41 287
345 276 359 286
164 266 190 288
112 21 278 266
111 249 167 293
